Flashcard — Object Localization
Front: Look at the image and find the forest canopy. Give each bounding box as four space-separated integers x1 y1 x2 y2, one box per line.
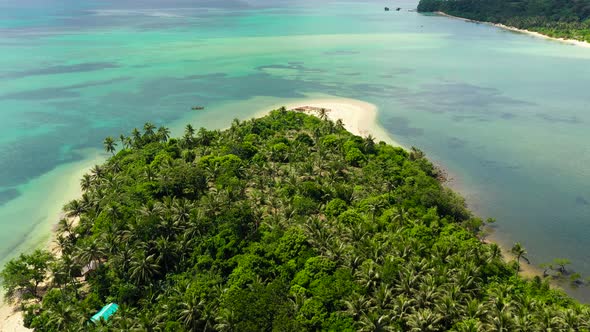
418 0 590 42
1 109 589 331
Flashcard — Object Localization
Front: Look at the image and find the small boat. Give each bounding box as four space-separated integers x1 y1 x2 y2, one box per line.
191 106 205 110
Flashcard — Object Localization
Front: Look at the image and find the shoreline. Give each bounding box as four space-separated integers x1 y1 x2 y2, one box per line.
0 150 105 332
254 96 401 148
259 98 556 286
0 95 577 329
435 11 590 48
0 95 395 331
0 301 29 332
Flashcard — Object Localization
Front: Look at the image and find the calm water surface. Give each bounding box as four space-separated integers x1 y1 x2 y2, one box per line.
1 0 589 298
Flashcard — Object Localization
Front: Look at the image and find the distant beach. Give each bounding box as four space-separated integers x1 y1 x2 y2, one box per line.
436 12 590 48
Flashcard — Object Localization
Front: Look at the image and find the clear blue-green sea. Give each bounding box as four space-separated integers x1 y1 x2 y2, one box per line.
1 0 589 299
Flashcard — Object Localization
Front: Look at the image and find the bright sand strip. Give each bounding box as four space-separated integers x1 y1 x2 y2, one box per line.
254 96 401 147
0 302 30 332
0 149 105 331
436 12 590 48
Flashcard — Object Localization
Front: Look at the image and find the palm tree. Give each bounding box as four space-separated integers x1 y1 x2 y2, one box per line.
363 134 376 153
373 284 394 310
90 164 105 181
365 199 385 223
392 295 416 321
344 292 372 319
488 308 514 331
56 218 74 236
143 122 156 137
510 243 529 272
46 302 78 330
182 125 195 148
119 134 129 149
453 319 485 332
215 308 238 332
185 124 195 138
317 108 329 121
64 199 85 218
179 295 205 331
103 136 117 155
80 174 92 192
130 252 160 285
74 238 104 266
157 126 171 142
358 312 396 332
405 308 442 332
153 236 177 272
131 128 142 145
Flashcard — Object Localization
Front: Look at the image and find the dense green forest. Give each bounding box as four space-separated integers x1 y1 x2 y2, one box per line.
2 110 589 331
418 0 590 42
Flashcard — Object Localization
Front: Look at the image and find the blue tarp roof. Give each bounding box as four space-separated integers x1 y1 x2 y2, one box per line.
91 303 119 324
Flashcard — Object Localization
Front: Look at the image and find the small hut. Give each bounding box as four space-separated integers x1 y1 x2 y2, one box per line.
81 260 100 276
91 303 119 324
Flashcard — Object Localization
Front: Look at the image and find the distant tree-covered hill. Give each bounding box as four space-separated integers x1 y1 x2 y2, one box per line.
2 110 589 331
418 0 590 42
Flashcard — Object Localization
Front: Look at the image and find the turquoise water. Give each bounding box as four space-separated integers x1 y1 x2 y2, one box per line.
1 0 590 298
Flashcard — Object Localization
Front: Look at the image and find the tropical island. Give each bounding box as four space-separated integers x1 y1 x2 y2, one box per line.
417 0 590 43
1 107 589 330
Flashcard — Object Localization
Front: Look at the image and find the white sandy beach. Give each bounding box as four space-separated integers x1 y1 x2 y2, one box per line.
0 149 105 332
0 301 31 332
256 96 401 147
436 12 590 48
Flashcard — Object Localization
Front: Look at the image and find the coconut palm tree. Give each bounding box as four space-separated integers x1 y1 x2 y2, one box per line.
358 312 396 332
74 238 104 266
56 218 74 236
355 260 381 292
317 108 329 121
405 308 442 332
64 199 85 218
157 126 171 142
215 308 238 332
143 122 156 137
80 173 92 192
103 136 117 155
363 135 376 153
46 302 78 330
344 292 372 319
185 124 195 139
510 243 529 272
90 164 105 181
119 134 129 149
130 252 160 286
179 295 206 331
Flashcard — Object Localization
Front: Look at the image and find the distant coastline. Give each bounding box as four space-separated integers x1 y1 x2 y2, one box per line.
436 11 590 48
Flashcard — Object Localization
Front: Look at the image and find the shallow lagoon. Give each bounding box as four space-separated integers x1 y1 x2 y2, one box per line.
1 0 589 298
